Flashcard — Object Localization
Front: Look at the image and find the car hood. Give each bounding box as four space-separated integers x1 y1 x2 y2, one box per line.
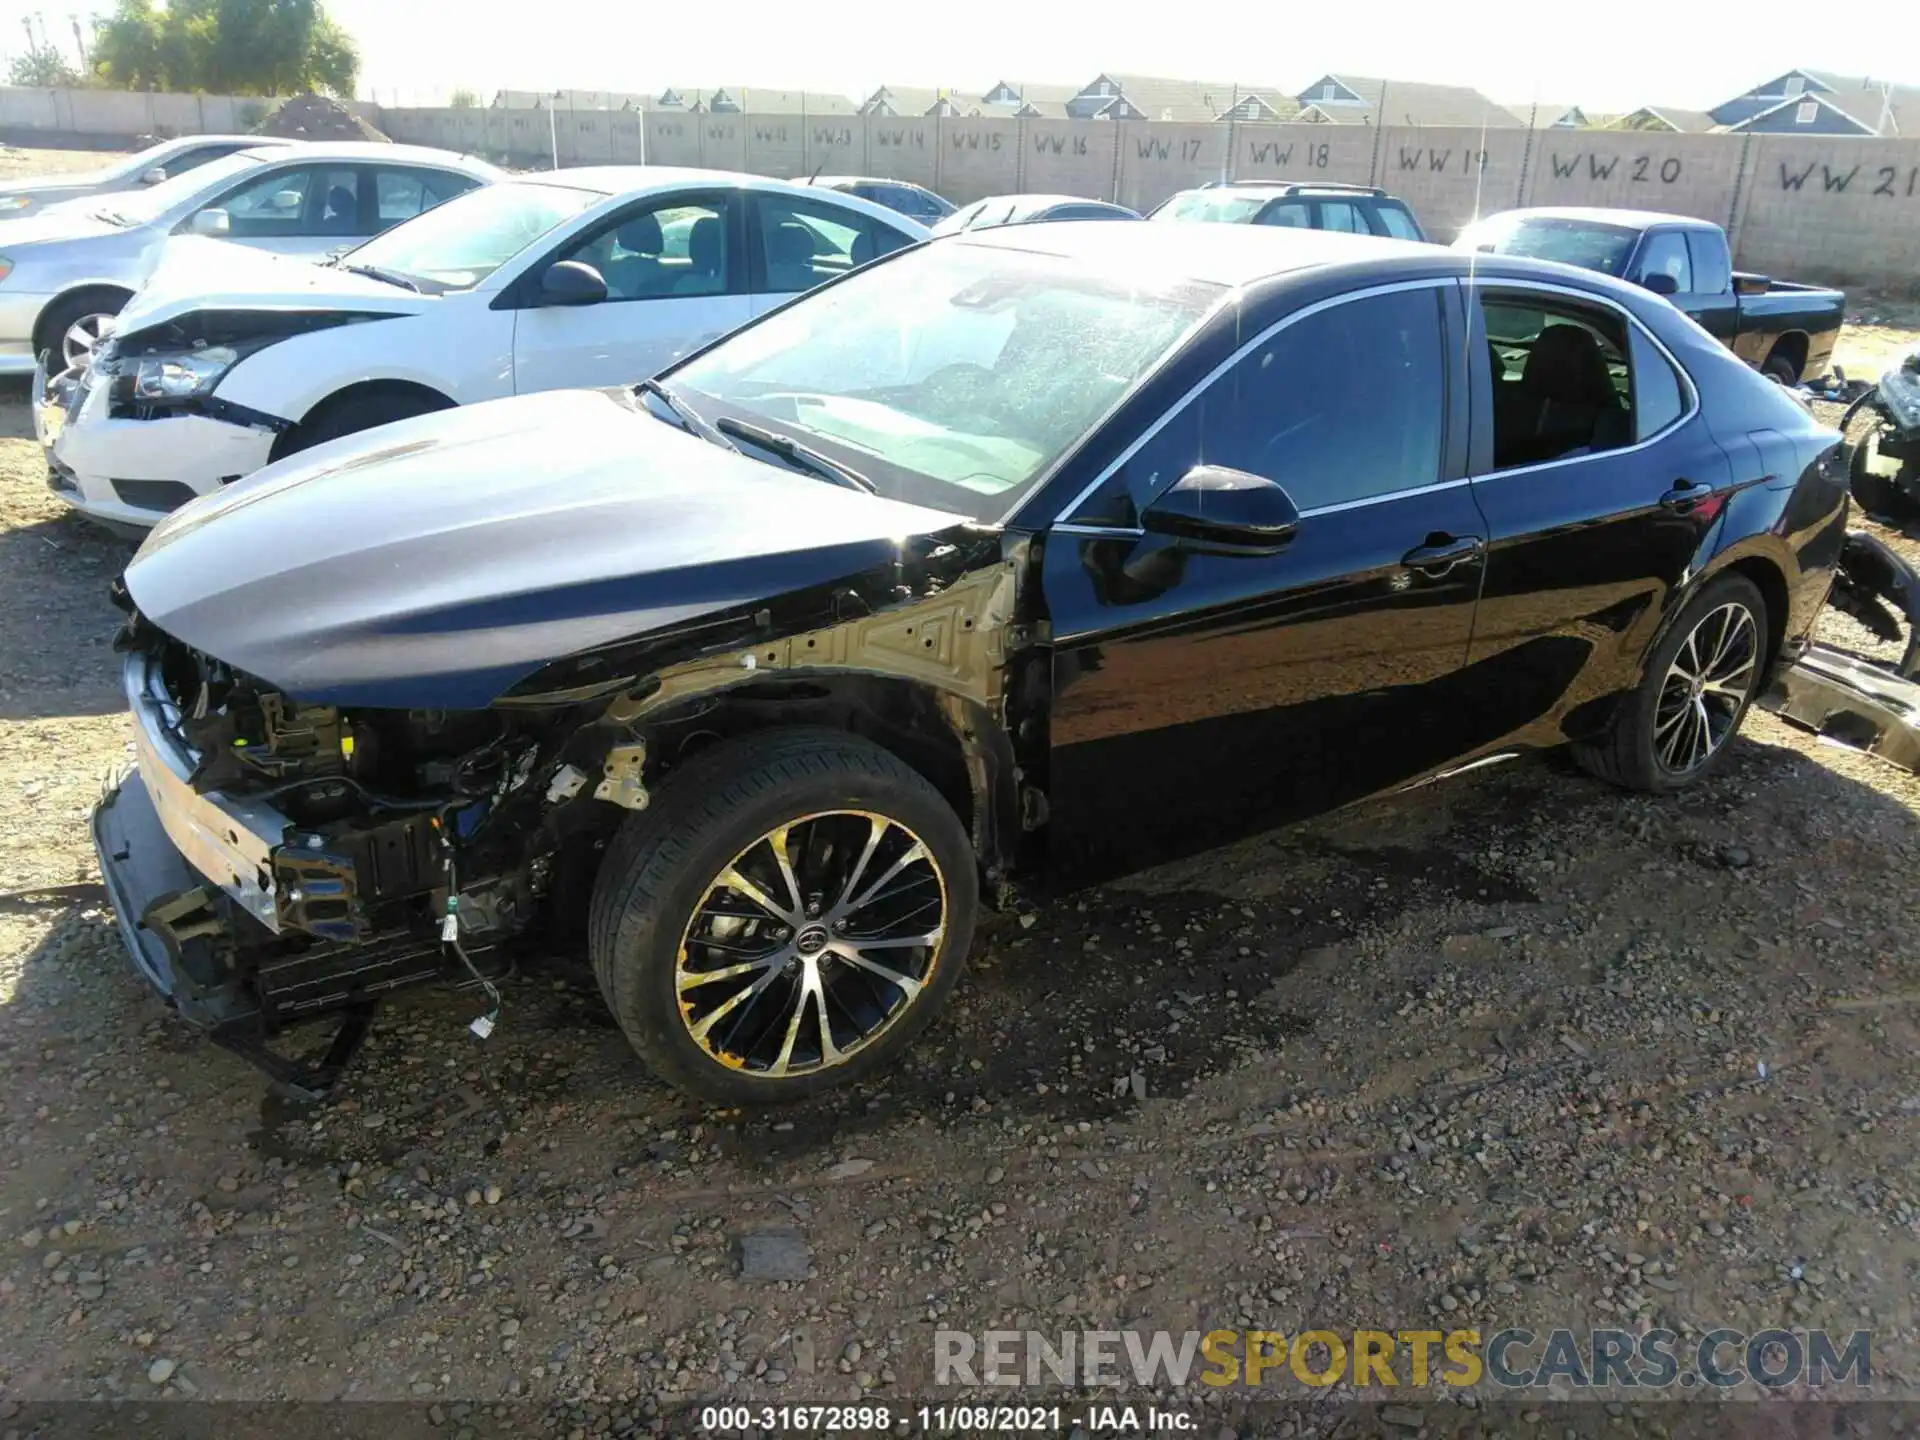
125 388 972 709
0 206 125 247
116 237 431 335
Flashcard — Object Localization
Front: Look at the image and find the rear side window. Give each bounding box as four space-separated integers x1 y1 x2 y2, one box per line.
1479 293 1643 469
1686 231 1731 294
1372 204 1423 241
1317 200 1368 234
1256 200 1311 228
375 167 481 225
754 194 910 293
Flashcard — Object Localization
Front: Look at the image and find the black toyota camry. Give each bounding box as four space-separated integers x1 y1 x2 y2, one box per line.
98 222 1849 1105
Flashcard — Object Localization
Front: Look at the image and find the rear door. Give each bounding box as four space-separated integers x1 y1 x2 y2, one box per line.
1039 280 1490 887
1460 279 1734 745
509 189 751 392
745 192 917 317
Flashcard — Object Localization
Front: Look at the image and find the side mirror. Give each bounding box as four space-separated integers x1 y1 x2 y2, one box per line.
139 167 167 185
1141 465 1300 555
539 260 609 306
190 208 230 236
1640 272 1679 297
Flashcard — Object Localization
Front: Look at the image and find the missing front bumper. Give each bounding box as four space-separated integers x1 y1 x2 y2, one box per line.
1761 644 1920 772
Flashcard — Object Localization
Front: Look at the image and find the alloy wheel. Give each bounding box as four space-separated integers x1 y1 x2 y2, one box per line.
674 810 948 1078
62 312 113 371
1654 601 1759 775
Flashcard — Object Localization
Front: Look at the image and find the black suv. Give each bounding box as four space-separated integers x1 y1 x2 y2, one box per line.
1150 181 1428 242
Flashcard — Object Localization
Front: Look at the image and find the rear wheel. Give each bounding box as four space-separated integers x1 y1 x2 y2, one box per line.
278 387 454 458
1575 574 1768 793
588 730 977 1104
1761 351 1801 388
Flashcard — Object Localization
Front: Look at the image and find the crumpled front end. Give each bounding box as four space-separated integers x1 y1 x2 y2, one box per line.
93 610 549 1097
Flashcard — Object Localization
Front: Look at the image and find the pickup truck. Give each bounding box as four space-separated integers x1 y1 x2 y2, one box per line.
1454 206 1844 385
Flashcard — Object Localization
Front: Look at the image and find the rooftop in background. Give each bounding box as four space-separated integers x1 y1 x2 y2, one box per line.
1292 75 1523 127
1709 69 1916 136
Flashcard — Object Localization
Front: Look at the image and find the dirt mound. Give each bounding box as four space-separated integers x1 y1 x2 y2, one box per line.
254 93 388 143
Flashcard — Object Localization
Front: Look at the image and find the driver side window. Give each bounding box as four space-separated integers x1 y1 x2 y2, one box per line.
553 197 735 302
1072 286 1447 526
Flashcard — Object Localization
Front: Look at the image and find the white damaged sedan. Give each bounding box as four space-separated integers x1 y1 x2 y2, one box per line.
38 166 926 533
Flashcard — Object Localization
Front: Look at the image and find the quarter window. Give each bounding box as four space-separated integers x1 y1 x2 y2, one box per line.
1479 295 1643 470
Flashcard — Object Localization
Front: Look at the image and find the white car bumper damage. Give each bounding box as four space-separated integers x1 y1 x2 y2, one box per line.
37 358 280 531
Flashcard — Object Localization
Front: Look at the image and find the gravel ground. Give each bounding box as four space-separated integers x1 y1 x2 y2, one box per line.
0 141 1916 1433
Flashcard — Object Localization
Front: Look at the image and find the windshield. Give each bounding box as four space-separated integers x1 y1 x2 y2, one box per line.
1152 190 1271 224
670 242 1220 521
94 152 265 226
341 181 604 293
1466 216 1639 275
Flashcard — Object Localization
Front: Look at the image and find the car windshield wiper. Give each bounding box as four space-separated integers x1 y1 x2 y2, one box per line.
635 377 734 451
342 262 421 293
713 416 876 493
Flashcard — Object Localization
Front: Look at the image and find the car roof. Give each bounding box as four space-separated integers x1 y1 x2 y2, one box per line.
533 164 897 197
954 218 1443 286
811 175 926 189
1484 206 1712 229
237 140 499 172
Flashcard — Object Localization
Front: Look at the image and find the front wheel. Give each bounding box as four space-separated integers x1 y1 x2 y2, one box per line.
588 730 977 1104
1574 574 1768 793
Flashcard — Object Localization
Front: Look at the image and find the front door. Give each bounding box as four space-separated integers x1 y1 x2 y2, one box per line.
1039 281 1491 889
1460 281 1734 745
511 191 753 393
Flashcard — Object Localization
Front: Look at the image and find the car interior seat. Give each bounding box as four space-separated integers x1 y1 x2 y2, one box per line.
674 215 725 294
602 213 665 298
1496 322 1631 465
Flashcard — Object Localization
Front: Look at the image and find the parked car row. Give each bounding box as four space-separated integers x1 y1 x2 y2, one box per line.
61 152 1851 1107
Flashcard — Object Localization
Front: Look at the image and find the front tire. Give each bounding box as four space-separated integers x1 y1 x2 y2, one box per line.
277 387 454 458
588 730 978 1104
38 288 129 373
1575 574 1768 793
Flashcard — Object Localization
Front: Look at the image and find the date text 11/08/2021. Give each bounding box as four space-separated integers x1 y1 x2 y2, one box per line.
696 1406 1186 1433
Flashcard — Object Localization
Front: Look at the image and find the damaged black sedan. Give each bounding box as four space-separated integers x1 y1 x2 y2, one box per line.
96 223 1849 1104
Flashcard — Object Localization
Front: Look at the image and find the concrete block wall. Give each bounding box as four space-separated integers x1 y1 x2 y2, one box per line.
4 87 1915 285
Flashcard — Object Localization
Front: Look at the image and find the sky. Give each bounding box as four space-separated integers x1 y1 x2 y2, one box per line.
4 0 1920 113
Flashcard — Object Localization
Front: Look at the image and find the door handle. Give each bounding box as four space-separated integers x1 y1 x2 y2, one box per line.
1401 534 1484 578
1659 477 1716 512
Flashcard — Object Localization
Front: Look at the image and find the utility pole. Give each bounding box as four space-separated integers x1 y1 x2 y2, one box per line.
69 13 87 70
549 90 560 170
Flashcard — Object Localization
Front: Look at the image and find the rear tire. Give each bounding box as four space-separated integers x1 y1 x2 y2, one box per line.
1762 352 1801 388
278 387 454 458
1574 574 1768 793
588 729 977 1105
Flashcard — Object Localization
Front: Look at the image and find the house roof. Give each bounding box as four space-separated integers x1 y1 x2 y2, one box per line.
1713 69 1916 135
1722 90 1882 135
1801 72 1917 134
1506 102 1598 129
1083 74 1288 123
859 86 982 118
1614 105 1720 133
489 87 858 114
1290 75 1523 127
979 81 1084 107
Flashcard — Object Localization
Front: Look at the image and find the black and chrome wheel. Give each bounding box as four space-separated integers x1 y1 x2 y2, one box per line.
589 730 976 1103
1575 573 1768 793
1651 600 1759 776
